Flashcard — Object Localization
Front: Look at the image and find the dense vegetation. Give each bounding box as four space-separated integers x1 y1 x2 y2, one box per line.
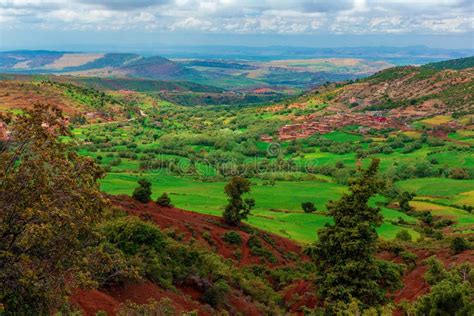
0 55 472 314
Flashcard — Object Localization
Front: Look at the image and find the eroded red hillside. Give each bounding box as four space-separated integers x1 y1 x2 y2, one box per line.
71 196 473 315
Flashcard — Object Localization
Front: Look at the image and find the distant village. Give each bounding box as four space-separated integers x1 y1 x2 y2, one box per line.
261 112 397 142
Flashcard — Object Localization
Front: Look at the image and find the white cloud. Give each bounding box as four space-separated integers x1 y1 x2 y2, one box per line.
0 0 472 35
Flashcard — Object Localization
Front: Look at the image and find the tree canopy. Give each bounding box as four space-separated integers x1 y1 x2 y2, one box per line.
222 176 255 226
312 159 403 310
0 104 106 314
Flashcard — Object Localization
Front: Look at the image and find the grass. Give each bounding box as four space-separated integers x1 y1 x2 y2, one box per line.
411 201 473 227
101 172 419 243
396 178 474 200
321 131 362 143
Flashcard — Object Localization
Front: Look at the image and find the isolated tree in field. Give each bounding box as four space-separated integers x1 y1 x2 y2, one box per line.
223 176 255 225
157 192 172 207
302 201 317 213
312 159 402 309
133 178 152 203
0 104 106 314
399 191 415 212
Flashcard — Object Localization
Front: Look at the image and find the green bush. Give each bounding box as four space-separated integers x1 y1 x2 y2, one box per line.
202 279 230 307
395 229 412 241
301 202 316 213
400 251 418 269
156 192 172 207
247 235 277 263
223 231 243 245
451 237 469 254
132 179 152 203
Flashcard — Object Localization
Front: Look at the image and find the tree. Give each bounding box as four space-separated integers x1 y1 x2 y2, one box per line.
302 202 317 213
399 191 415 212
133 178 152 203
312 159 402 310
156 192 172 207
222 176 255 226
0 104 106 314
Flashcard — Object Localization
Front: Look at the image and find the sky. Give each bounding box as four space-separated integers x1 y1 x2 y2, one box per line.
0 0 473 50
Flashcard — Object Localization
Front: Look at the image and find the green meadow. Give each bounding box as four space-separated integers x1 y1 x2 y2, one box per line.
101 172 419 243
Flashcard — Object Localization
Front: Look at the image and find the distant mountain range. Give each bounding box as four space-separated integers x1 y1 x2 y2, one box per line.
1 48 473 91
154 45 474 64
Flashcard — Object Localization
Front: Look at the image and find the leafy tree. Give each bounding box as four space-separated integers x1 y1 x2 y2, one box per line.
302 202 317 213
0 105 106 314
133 178 152 203
399 191 415 212
421 211 434 226
156 192 172 207
312 159 403 309
222 176 255 226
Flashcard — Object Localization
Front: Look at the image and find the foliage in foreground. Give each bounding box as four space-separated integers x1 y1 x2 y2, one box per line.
0 105 106 314
404 258 474 315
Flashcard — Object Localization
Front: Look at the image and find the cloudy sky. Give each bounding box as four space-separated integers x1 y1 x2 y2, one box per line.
0 0 473 50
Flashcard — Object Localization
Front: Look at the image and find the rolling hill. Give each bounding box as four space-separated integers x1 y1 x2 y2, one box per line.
333 56 474 115
0 50 395 90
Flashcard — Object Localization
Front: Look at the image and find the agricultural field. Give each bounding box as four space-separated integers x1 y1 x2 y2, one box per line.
63 79 473 243
2 58 473 245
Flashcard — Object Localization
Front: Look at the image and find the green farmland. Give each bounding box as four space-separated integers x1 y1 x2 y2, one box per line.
101 172 420 243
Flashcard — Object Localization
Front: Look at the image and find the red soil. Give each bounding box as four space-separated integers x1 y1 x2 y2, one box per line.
71 195 473 315
71 195 305 315
282 280 319 313
393 248 474 303
109 195 303 267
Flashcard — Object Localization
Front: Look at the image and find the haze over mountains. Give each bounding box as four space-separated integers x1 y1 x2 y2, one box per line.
1 46 473 91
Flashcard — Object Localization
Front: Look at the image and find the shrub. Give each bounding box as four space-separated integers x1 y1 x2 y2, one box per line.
449 167 469 179
451 237 469 254
156 192 172 207
118 298 176 316
301 202 316 213
395 229 412 241
400 251 418 268
202 279 230 307
132 179 152 203
223 231 243 245
247 235 277 263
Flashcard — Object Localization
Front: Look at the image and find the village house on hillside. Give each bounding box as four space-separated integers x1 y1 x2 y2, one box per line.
276 112 394 140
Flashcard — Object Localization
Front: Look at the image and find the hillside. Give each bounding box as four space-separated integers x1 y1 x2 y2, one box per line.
69 195 473 315
334 57 474 115
2 55 473 315
0 75 288 111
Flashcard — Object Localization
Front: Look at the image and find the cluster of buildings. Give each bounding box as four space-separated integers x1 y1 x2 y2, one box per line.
266 112 394 141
